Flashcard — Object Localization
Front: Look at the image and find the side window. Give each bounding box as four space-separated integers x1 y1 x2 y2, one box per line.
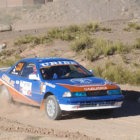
20 63 38 79
9 62 24 76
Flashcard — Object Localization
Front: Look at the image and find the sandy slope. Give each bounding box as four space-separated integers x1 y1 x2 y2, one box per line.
0 0 140 30
13 0 140 30
0 85 140 140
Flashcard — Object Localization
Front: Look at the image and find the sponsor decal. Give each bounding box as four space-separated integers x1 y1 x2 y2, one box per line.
20 81 32 96
11 70 18 75
15 63 24 71
75 84 104 87
16 80 19 84
2 74 15 87
40 61 78 67
71 78 92 84
45 82 56 88
84 86 107 91
42 85 46 93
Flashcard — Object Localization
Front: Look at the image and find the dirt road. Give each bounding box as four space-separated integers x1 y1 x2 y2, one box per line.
0 85 140 140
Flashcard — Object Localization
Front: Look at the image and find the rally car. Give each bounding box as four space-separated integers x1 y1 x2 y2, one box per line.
0 57 124 120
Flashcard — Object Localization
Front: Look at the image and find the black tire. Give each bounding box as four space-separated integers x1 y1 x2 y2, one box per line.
45 95 62 120
0 85 13 103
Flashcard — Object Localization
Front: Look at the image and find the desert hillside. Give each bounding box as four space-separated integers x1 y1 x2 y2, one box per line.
0 0 140 30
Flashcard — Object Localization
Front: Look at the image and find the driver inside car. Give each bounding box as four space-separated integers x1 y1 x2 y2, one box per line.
28 65 40 80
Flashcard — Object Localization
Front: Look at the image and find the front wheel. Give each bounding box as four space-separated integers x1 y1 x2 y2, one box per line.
45 95 62 120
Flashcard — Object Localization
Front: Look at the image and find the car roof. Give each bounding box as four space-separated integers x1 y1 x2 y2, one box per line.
21 57 74 64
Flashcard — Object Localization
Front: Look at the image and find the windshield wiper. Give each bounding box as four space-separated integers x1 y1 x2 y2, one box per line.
83 75 93 77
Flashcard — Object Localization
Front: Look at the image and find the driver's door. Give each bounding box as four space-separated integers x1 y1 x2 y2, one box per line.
19 62 42 105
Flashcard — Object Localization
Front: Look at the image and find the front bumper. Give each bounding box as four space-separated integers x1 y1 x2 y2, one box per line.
60 101 123 111
58 94 124 111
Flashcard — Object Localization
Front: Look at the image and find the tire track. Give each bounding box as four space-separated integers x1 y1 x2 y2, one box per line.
0 116 97 140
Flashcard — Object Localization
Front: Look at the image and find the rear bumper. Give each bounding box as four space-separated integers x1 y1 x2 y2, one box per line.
60 101 123 111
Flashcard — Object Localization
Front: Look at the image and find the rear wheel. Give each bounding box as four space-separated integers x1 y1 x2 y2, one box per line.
0 85 13 103
45 95 62 120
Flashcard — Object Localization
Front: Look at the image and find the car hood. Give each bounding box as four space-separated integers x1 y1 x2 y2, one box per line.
54 77 105 85
51 77 119 92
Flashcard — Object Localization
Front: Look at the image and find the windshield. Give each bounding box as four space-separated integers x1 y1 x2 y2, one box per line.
40 65 93 80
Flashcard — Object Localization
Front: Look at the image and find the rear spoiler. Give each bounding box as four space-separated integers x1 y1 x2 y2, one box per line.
0 67 11 71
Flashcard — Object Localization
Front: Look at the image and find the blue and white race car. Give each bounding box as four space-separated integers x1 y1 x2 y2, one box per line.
0 57 124 120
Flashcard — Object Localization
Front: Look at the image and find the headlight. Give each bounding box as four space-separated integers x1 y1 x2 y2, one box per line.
72 92 87 97
63 91 87 97
108 89 122 95
63 92 72 97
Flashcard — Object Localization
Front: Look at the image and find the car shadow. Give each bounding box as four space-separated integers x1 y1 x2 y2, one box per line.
61 90 140 120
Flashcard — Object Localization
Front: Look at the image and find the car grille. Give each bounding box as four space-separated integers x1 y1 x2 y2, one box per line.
70 99 123 107
86 90 108 96
80 102 115 108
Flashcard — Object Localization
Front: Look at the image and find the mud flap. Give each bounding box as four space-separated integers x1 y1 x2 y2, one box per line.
40 99 45 112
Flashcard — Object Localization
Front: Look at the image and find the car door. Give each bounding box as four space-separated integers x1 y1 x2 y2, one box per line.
8 62 25 101
19 62 42 105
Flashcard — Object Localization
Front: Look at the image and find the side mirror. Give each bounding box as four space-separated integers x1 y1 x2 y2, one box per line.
29 73 40 80
89 70 94 75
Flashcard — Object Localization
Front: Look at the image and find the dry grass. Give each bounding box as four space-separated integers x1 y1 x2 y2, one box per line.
123 22 140 31
71 35 93 52
71 37 140 62
94 61 140 85
14 22 112 46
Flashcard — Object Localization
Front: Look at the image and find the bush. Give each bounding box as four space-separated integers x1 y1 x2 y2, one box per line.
100 27 111 32
64 25 82 33
72 36 140 62
47 28 62 39
84 22 99 32
94 61 140 85
134 38 140 49
85 48 100 61
14 35 35 45
103 43 117 56
83 22 111 32
114 43 123 53
71 35 93 52
124 22 140 31
14 22 112 47
47 27 78 41
14 35 52 46
128 22 140 30
85 39 118 61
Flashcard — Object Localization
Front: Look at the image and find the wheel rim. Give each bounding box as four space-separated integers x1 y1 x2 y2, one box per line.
47 99 56 117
